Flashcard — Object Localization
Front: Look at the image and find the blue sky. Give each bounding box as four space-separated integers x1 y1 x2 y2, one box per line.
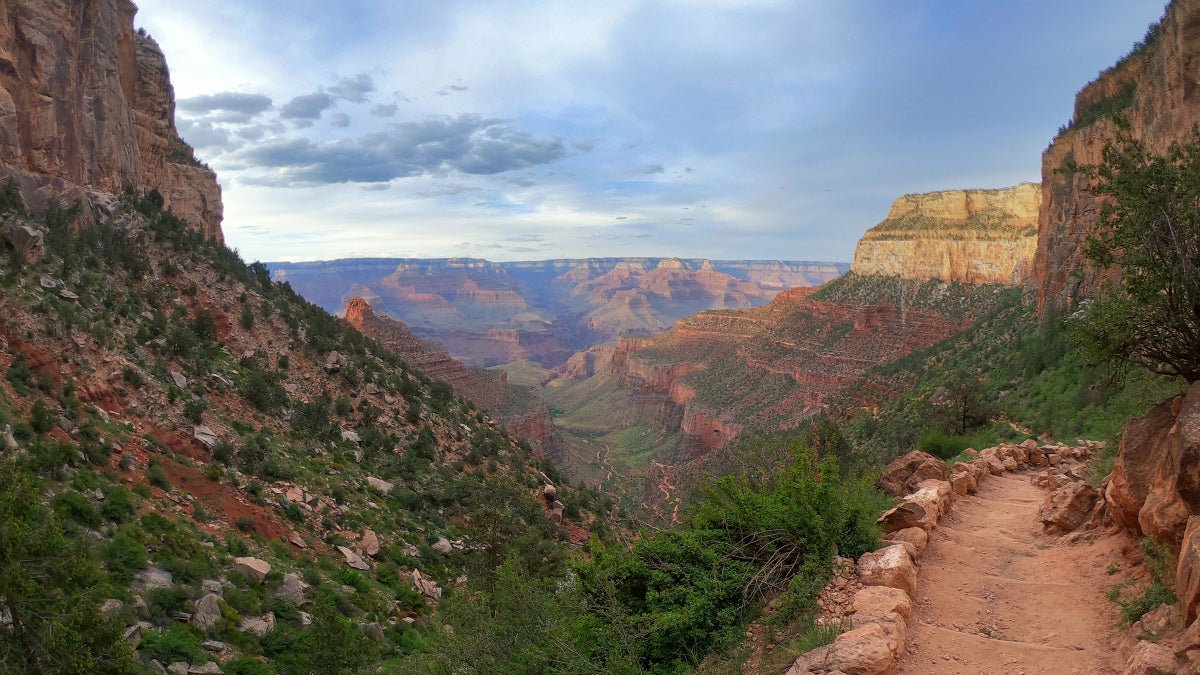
134 0 1166 263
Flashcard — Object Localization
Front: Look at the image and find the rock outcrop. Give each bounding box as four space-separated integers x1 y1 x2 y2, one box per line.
851 183 1040 285
1033 1 1200 311
0 0 222 239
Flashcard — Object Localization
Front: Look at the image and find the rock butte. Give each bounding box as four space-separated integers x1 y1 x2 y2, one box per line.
850 183 1041 285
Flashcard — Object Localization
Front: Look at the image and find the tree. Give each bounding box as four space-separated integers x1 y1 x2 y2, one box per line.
0 460 131 673
1070 122 1200 381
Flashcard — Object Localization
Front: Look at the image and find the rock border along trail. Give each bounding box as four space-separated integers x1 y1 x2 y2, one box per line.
787 442 1131 674
893 470 1125 674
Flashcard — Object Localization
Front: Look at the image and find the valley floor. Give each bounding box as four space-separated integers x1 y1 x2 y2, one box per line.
894 472 1129 674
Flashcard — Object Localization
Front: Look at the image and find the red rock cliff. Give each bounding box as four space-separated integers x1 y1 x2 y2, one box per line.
1034 1 1198 311
0 0 222 239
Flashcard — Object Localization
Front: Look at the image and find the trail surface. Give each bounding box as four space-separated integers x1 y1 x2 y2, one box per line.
894 471 1127 675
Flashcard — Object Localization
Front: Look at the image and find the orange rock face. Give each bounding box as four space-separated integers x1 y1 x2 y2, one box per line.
1034 0 1200 311
0 0 222 239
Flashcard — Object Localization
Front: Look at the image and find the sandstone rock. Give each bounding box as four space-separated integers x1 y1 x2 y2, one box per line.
289 531 308 549
1132 604 1180 642
4 222 42 263
277 572 309 606
323 351 346 374
201 579 223 595
543 483 557 501
1107 396 1179 533
1180 516 1200 625
192 593 222 630
907 479 953 521
366 476 394 495
200 640 225 653
857 544 918 598
168 663 190 675
411 569 442 600
876 502 930 534
1001 456 1019 472
240 612 274 637
190 661 222 674
1123 640 1178 675
886 527 929 556
851 586 912 627
360 621 385 642
340 428 361 443
790 612 907 675
433 537 453 555
1038 481 1099 534
192 425 217 450
950 469 977 496
877 451 949 497
361 529 380 557
233 557 271 583
132 567 173 593
337 545 370 571
168 371 187 389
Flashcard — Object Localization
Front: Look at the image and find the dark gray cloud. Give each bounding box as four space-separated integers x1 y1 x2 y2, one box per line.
437 83 470 96
281 92 334 121
177 92 273 123
177 118 234 151
634 164 665 175
329 73 375 103
331 113 352 128
237 114 569 186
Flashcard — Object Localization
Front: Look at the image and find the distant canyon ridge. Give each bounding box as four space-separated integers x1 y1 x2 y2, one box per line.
268 258 848 369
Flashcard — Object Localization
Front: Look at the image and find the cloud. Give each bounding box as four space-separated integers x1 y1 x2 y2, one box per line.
372 103 399 117
177 92 273 123
437 83 470 96
329 73 375 103
236 114 569 186
280 92 335 122
634 163 665 175
331 113 352 128
177 118 235 151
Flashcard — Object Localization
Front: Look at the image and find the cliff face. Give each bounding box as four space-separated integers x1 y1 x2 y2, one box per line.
1034 1 1199 311
343 297 560 457
851 183 1041 285
0 0 222 239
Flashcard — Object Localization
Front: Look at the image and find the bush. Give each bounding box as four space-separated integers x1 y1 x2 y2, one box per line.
147 460 171 490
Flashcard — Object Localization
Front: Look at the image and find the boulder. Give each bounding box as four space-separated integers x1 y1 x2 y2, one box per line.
907 479 953 520
361 529 380 557
411 569 442 600
1038 481 1099 534
857 544 918 598
192 593 222 629
337 545 370 571
189 662 221 675
1140 382 1200 543
4 222 43 263
169 371 187 389
240 612 275 637
132 567 174 593
192 425 218 450
1106 395 1181 533
877 451 948 497
360 621 385 642
1179 516 1200 624
885 527 929 556
433 537 453 555
950 469 977 496
789 612 906 675
277 572 309 606
1123 640 1178 675
876 502 930 534
234 557 271 583
366 476 394 495
850 586 912 627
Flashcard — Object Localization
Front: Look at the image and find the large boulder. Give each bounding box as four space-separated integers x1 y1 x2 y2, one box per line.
1180 516 1200 625
1140 382 1200 543
886 527 929 556
1123 640 1178 675
876 501 930 534
192 593 222 630
850 586 912 627
1106 393 1183 534
1038 481 1099 534
233 557 271 583
788 612 906 675
857 544 918 598
878 451 948 497
276 572 309 606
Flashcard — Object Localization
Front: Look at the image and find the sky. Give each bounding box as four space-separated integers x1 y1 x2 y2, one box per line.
133 0 1167 264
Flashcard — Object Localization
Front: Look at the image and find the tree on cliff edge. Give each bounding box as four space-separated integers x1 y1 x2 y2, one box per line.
1070 121 1200 382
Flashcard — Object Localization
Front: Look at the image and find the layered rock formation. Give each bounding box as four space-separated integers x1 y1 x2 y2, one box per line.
1034 2 1197 311
271 258 848 369
0 0 221 239
343 297 558 457
851 183 1040 285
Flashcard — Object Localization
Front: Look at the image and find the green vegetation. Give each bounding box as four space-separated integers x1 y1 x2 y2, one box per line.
1109 538 1177 623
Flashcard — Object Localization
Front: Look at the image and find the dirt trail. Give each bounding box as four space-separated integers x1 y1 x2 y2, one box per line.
894 471 1127 675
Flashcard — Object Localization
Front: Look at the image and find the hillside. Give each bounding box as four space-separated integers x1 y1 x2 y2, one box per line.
269 257 848 369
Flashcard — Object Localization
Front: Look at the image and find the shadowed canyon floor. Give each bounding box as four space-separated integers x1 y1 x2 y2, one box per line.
894 472 1126 675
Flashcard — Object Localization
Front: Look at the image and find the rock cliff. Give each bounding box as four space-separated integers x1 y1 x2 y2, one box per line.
851 183 1040 285
343 297 560 457
0 0 222 239
1034 2 1197 311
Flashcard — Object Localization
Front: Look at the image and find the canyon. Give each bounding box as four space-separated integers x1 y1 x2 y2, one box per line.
269 257 847 369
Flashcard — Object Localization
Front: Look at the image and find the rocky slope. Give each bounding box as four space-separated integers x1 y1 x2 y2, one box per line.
0 0 222 240
343 297 559 458
851 183 1040 285
269 257 848 369
1033 2 1195 311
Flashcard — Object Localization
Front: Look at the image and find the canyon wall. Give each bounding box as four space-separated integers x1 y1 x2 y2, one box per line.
1034 1 1199 311
851 183 1040 285
0 0 222 239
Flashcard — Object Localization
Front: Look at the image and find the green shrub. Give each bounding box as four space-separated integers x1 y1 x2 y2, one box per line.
53 490 101 528
147 460 171 490
139 625 207 665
